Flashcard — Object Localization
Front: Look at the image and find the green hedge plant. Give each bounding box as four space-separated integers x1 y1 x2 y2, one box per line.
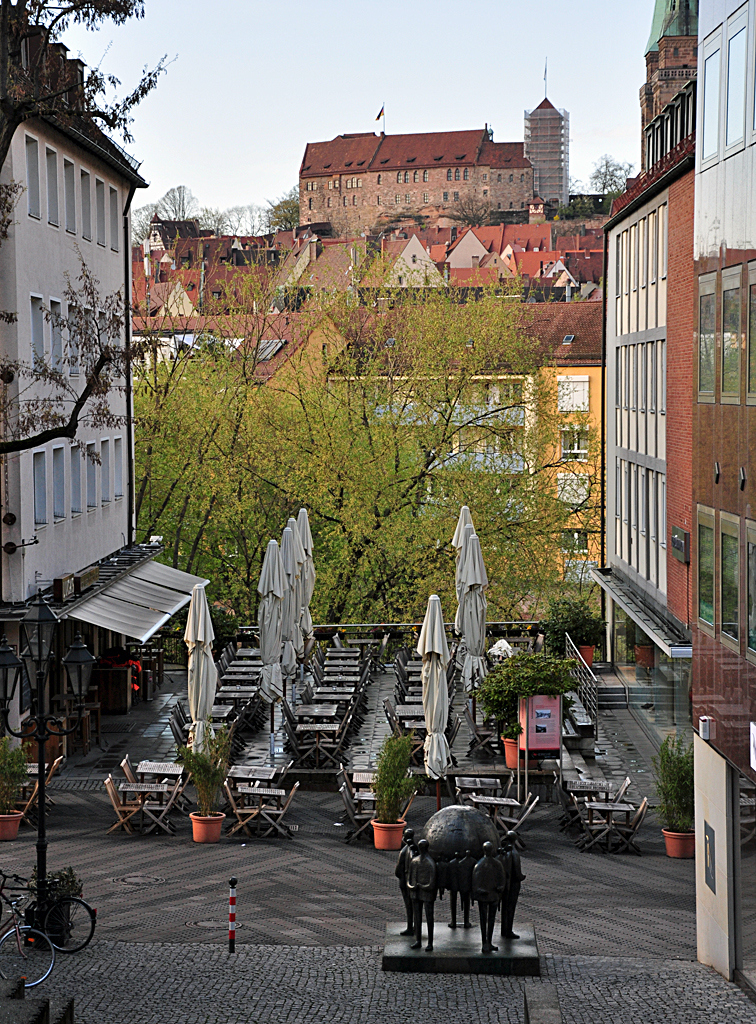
373 733 419 824
477 653 577 739
0 737 28 815
543 595 604 654
653 734 694 833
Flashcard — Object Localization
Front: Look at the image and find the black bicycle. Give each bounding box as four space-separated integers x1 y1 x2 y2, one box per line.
0 871 96 954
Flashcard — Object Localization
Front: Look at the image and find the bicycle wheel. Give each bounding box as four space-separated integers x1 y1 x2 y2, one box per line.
44 897 96 953
0 925 55 987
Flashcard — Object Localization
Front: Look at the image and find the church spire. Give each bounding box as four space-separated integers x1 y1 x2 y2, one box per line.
645 0 698 55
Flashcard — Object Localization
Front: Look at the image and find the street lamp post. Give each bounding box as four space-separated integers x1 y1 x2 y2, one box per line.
0 594 95 928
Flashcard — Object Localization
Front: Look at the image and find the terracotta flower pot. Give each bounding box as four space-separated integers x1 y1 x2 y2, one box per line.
372 819 406 850
662 829 695 858
503 737 519 770
577 645 594 668
190 811 225 844
0 811 23 841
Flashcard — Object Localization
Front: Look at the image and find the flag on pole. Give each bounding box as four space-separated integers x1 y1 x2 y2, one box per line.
376 105 384 121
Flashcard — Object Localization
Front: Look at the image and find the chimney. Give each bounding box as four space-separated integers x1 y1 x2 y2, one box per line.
309 239 318 264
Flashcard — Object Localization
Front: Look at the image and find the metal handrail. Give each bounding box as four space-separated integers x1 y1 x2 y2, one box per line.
565 632 599 740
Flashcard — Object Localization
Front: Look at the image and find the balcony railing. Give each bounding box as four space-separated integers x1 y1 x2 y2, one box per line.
565 632 598 740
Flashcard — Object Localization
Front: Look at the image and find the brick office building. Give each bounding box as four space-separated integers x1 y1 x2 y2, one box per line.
592 9 697 751
690 0 756 992
299 128 533 233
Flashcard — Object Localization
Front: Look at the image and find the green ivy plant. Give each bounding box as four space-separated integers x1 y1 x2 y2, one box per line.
477 653 577 739
178 722 232 817
0 737 28 815
543 595 604 653
372 733 419 824
653 734 694 833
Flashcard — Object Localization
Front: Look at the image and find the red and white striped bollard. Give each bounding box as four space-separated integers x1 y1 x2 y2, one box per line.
228 876 237 954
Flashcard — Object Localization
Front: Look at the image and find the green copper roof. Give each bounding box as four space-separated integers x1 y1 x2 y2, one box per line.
645 0 698 54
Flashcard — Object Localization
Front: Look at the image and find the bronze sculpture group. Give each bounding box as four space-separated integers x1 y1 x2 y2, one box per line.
395 826 526 954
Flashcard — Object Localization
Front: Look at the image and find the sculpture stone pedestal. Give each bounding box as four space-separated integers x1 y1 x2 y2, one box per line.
381 921 540 975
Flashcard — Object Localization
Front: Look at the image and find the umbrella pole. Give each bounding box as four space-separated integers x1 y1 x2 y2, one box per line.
436 779 441 812
270 702 275 763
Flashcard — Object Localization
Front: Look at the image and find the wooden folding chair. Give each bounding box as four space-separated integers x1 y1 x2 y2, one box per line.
120 755 138 784
103 775 141 835
256 782 300 839
340 784 375 843
464 706 498 759
612 797 648 855
614 776 632 803
224 781 263 837
16 777 39 826
137 776 182 835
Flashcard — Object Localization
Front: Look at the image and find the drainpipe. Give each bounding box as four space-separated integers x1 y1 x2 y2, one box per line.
123 182 138 547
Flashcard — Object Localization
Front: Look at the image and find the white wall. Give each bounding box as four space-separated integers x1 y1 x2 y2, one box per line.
695 732 736 978
0 118 134 601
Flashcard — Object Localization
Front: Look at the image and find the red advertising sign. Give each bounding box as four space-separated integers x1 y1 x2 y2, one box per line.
518 695 561 754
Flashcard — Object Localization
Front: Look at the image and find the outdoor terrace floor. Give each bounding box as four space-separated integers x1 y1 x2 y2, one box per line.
15 668 756 1023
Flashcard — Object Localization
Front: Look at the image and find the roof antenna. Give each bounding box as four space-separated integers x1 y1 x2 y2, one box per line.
544 56 548 98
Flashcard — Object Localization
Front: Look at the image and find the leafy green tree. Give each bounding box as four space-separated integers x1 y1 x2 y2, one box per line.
588 155 634 197
266 186 299 232
134 266 601 625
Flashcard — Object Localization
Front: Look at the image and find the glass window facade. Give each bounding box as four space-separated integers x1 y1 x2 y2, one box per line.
699 522 715 623
700 292 716 393
723 285 741 395
748 527 756 655
612 602 691 746
721 524 740 641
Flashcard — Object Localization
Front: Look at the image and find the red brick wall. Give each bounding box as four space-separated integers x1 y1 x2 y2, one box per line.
665 169 695 629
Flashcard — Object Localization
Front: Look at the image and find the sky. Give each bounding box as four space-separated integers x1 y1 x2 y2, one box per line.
62 0 653 216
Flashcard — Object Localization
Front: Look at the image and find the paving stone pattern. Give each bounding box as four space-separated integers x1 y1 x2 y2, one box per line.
49 943 756 1024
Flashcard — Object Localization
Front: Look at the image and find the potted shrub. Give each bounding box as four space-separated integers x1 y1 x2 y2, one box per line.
478 653 576 770
543 596 604 667
0 737 28 840
179 723 231 843
371 733 419 850
653 734 694 858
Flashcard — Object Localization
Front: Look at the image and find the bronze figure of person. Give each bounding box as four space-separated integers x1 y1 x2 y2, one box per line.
395 827 417 936
501 830 526 939
472 841 507 953
407 838 437 952
455 849 476 929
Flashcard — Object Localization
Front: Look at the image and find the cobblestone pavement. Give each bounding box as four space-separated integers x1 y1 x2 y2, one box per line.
49 942 756 1024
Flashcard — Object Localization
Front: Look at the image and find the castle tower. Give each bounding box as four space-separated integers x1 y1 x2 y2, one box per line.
523 99 569 208
641 0 699 166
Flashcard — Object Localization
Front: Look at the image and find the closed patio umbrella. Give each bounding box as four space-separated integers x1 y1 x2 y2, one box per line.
280 527 300 688
184 583 217 753
460 534 489 692
418 594 451 809
257 539 285 703
297 508 316 638
286 516 306 656
454 522 475 634
452 506 474 607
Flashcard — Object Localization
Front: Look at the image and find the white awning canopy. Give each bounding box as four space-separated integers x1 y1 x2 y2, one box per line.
63 562 209 644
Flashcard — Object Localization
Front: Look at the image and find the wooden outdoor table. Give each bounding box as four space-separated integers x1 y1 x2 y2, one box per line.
237 786 285 798
136 761 183 777
25 764 48 774
216 688 260 704
295 704 339 719
210 704 235 721
236 648 261 657
228 765 278 780
566 780 613 793
402 695 423 703
352 771 375 785
394 705 425 718
314 685 356 694
295 722 340 767
118 781 172 832
584 801 636 851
